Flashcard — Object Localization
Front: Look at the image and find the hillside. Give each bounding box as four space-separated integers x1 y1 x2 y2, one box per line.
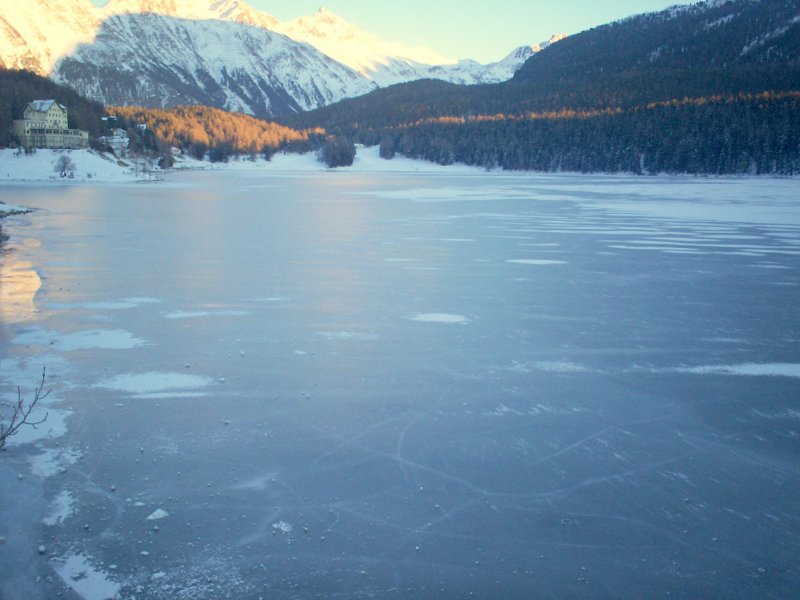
0 67 106 146
109 105 322 160
279 0 800 175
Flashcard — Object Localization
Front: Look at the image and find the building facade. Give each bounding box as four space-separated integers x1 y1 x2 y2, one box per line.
97 128 130 155
13 100 89 149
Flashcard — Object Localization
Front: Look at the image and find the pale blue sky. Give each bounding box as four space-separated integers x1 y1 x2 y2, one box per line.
90 1 688 62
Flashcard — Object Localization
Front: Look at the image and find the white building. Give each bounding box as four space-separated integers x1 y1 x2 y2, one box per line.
13 100 89 149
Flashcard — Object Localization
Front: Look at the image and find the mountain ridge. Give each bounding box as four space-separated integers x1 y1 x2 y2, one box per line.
0 0 561 117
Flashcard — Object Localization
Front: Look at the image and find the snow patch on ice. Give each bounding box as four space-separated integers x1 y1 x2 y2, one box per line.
2 402 71 448
513 361 592 373
272 521 293 533
318 331 379 341
675 363 800 378
94 372 215 397
43 489 76 526
507 259 567 265
28 447 81 478
488 405 525 416
410 313 470 324
12 327 147 351
0 202 29 216
165 309 249 319
53 553 120 600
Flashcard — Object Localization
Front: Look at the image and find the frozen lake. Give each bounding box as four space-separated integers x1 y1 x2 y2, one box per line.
1 170 799 599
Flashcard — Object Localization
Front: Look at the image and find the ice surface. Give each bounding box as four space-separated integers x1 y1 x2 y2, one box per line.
1 171 799 599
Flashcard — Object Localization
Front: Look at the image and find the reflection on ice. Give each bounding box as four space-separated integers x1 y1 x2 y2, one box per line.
0 261 41 323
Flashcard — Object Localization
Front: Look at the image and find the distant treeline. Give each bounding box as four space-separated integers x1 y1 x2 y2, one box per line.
110 105 324 161
364 92 800 175
0 68 106 146
280 66 800 175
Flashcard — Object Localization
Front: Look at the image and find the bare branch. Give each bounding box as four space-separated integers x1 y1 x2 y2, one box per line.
0 368 50 451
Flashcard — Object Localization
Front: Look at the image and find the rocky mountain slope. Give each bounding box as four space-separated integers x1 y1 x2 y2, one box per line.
0 0 561 118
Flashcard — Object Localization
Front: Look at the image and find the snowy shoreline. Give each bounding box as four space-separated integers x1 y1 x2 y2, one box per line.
0 145 484 186
0 148 161 185
0 146 795 188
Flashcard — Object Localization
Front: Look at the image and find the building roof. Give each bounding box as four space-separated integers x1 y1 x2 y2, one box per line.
28 100 67 113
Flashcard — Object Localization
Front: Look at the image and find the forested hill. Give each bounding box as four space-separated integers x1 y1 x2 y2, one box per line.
109 106 322 161
0 69 318 160
0 68 106 146
280 0 800 175
514 0 800 83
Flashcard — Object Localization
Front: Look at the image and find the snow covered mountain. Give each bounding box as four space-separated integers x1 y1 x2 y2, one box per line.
0 0 563 117
0 0 99 74
54 11 376 117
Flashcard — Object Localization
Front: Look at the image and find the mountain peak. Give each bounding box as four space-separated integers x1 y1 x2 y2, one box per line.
99 0 281 29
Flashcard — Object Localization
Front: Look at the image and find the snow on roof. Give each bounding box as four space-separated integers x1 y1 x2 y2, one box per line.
29 100 66 113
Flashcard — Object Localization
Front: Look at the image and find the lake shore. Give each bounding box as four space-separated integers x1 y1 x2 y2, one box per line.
0 145 489 186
